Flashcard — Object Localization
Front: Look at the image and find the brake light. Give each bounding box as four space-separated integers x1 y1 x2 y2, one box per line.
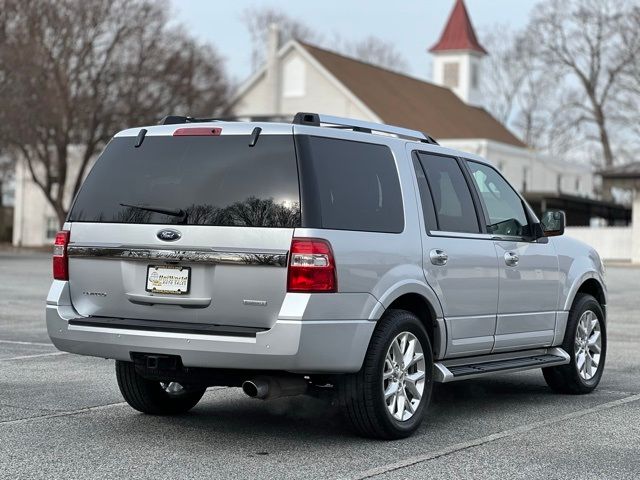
287 238 337 293
53 230 70 280
173 127 222 136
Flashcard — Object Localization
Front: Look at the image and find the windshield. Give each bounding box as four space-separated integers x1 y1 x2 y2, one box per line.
68 134 301 228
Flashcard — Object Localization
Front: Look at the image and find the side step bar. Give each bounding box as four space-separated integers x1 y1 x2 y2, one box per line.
433 348 570 383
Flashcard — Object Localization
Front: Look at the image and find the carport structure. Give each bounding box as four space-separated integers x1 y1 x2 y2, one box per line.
600 162 640 263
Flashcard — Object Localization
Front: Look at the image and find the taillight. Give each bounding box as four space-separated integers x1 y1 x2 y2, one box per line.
287 238 337 293
53 230 70 280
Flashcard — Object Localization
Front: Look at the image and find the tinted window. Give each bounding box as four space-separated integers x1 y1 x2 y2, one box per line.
417 153 479 233
467 160 530 237
296 136 404 233
69 135 300 227
412 155 438 231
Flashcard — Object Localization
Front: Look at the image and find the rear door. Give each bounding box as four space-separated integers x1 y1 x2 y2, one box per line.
412 151 500 358
465 160 560 352
66 126 300 330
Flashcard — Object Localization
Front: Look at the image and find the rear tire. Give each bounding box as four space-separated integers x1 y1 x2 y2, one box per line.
543 293 606 394
116 360 206 415
339 309 434 439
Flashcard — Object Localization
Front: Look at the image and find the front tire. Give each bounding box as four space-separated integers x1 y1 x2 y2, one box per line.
543 293 606 394
116 361 206 415
339 309 434 439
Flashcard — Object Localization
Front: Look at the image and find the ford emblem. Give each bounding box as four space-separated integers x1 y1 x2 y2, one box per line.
157 229 182 242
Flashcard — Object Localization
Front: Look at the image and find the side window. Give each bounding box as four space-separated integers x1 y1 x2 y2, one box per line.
417 153 480 234
466 160 531 237
412 155 437 231
296 136 404 233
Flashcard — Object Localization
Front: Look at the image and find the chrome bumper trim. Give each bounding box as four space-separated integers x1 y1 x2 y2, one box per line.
67 245 288 267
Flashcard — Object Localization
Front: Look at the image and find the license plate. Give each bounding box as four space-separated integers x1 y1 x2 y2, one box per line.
146 265 190 295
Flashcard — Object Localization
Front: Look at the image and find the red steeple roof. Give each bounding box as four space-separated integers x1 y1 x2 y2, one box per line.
429 0 488 55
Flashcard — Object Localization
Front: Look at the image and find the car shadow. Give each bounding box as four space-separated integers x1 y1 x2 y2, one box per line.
114 373 557 443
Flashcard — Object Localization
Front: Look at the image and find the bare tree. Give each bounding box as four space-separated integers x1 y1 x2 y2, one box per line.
243 7 322 72
242 7 408 73
0 0 230 225
340 36 408 72
481 27 530 125
528 0 640 167
614 3 640 162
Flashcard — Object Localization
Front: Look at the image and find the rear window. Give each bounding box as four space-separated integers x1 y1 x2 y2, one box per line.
68 134 301 227
295 136 404 233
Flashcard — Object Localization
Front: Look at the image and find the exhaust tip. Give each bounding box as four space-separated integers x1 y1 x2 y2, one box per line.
242 379 268 399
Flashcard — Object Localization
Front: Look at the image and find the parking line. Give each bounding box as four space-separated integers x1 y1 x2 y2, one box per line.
0 402 128 426
0 340 54 347
0 387 227 427
1 352 69 361
352 392 640 480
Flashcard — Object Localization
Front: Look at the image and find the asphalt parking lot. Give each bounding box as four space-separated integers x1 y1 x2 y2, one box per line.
1 251 639 479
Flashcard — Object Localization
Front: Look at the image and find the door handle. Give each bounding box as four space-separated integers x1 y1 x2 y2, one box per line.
504 251 519 267
430 249 448 266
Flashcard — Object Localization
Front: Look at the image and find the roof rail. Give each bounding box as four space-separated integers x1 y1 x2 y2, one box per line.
293 112 439 145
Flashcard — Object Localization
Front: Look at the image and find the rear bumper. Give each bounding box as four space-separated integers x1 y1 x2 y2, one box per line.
46 282 379 373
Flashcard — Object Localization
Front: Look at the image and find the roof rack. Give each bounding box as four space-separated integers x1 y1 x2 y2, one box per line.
159 115 224 125
293 112 439 145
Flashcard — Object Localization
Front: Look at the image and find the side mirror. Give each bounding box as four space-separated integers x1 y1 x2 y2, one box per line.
541 210 566 237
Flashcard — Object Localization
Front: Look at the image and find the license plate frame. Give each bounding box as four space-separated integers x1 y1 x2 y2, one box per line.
145 265 191 295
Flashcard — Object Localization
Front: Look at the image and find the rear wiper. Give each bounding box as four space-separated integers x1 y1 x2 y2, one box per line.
119 203 187 222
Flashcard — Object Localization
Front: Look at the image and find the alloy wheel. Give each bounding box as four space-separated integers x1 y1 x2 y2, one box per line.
574 310 602 381
160 382 185 395
382 331 426 421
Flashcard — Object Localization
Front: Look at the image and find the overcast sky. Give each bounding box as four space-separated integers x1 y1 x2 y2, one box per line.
169 0 540 84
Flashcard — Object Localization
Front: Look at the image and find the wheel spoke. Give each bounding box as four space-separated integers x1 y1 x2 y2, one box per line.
406 352 424 370
576 352 586 372
391 339 403 364
405 377 422 401
385 381 399 400
404 391 415 415
403 339 416 367
585 353 593 376
396 393 406 420
388 390 397 411
406 370 425 384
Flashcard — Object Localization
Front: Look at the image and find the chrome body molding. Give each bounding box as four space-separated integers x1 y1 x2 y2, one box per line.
67 245 289 267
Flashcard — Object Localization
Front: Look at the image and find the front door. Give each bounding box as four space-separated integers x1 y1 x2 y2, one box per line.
412 151 500 358
465 160 560 352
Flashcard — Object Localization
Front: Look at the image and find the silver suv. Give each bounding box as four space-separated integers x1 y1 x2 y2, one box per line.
47 113 607 439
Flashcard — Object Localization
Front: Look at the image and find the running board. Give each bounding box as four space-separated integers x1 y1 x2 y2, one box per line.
433 348 570 383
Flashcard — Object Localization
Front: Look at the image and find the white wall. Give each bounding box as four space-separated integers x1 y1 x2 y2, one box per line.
440 139 595 198
232 44 377 122
565 227 633 262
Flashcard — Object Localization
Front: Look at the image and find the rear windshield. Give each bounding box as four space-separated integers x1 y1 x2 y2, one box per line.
68 134 301 228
